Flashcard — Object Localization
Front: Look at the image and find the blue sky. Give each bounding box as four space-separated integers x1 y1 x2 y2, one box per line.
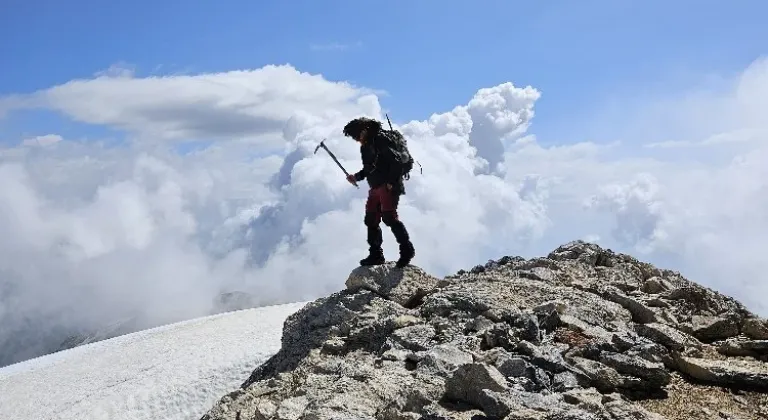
1 0 767 146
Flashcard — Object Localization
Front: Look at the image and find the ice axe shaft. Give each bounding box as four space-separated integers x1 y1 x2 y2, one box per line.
314 139 358 188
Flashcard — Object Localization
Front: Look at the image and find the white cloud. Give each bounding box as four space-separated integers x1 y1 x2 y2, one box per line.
21 134 63 147
466 82 540 173
643 127 767 149
93 62 136 78
2 57 768 366
1 65 381 146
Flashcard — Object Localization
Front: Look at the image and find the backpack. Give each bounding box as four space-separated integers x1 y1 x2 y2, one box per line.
379 129 415 180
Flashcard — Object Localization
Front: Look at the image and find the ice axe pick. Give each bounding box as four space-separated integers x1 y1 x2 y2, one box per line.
314 139 358 188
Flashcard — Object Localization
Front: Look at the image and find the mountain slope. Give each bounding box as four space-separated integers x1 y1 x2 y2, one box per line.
0 290 264 369
201 241 768 420
0 302 307 420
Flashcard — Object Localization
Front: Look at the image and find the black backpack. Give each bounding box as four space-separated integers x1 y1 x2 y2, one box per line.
379 129 416 180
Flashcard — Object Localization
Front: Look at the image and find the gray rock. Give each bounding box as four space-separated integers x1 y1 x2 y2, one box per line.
444 363 507 408
567 356 624 392
466 315 495 333
496 354 529 378
476 389 518 418
603 399 667 420
274 396 307 419
548 241 615 267
742 317 768 340
533 300 568 317
602 288 658 324
419 344 473 375
515 340 569 373
717 337 768 357
562 387 604 411
663 286 748 321
552 371 581 392
624 342 672 365
686 314 740 342
391 324 436 352
493 358 553 394
478 389 583 419
346 264 440 308
640 277 673 294
598 351 671 388
645 297 671 308
321 337 346 355
634 322 701 351
610 330 645 352
420 288 494 318
674 355 768 390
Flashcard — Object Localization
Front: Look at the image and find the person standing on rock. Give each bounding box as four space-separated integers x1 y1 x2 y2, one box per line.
343 117 416 268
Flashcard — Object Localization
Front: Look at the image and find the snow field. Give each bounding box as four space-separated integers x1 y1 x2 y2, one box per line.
0 301 308 420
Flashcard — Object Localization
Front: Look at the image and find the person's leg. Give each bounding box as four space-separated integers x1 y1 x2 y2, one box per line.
380 187 415 268
360 187 385 265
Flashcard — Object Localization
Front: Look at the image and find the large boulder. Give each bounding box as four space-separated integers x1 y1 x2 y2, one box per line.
345 264 441 308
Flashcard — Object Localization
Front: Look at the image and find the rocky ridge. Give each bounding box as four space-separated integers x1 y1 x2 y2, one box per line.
200 241 768 420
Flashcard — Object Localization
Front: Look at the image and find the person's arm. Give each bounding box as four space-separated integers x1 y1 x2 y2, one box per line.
353 146 371 181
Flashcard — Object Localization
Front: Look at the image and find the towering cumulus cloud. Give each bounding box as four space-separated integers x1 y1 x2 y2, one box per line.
1 59 768 367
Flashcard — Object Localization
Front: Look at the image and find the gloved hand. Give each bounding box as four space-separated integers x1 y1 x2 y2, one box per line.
346 174 357 185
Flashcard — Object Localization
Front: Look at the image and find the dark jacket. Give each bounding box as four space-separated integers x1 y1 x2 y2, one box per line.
353 131 405 194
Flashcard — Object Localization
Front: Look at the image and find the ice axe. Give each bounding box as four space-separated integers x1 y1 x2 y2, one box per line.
314 139 358 188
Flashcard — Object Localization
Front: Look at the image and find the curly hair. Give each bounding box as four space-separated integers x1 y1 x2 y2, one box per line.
343 117 383 139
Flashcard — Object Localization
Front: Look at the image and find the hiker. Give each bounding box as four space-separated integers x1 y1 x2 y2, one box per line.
343 117 415 268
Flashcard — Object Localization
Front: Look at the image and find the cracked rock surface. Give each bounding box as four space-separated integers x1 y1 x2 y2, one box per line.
200 241 768 420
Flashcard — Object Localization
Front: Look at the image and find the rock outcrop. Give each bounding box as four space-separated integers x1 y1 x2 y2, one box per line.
200 241 768 420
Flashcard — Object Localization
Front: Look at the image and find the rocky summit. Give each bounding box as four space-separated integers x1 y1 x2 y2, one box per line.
200 241 768 420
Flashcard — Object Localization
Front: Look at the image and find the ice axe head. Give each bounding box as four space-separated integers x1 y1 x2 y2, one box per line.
313 139 325 154
312 138 359 188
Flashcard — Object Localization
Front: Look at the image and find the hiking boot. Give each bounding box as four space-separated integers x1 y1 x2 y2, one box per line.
387 218 414 268
360 249 386 266
395 243 415 268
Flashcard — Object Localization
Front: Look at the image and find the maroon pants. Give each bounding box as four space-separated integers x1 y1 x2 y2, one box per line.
365 185 400 225
363 185 412 256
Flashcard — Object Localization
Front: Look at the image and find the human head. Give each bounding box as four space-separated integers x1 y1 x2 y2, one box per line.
343 117 382 144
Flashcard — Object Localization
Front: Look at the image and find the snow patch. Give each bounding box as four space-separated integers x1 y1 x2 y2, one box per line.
0 301 307 420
